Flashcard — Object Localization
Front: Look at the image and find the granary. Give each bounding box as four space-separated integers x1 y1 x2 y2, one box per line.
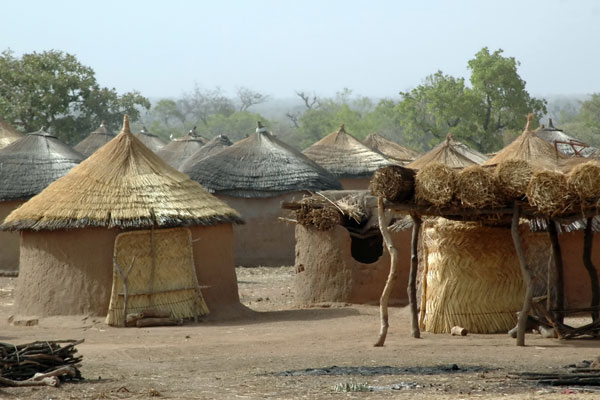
0 116 243 324
133 126 167 153
406 134 488 169
0 128 83 274
180 134 233 171
0 118 23 150
303 125 392 189
157 126 207 170
363 133 420 165
73 121 116 157
182 122 342 267
535 118 596 158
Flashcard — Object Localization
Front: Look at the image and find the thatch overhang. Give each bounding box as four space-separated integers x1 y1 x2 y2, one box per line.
0 118 23 150
303 125 392 178
179 134 232 172
1 116 242 231
406 134 488 169
363 133 420 164
536 119 596 158
0 128 84 202
182 123 342 198
157 127 208 169
73 121 116 157
133 126 167 153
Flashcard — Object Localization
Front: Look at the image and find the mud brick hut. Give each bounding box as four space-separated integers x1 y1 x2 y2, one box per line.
179 134 232 171
363 133 420 165
182 122 341 267
133 126 167 153
73 121 116 157
406 134 488 169
0 118 23 150
157 127 207 169
303 125 392 190
535 118 596 158
0 128 83 274
0 116 243 324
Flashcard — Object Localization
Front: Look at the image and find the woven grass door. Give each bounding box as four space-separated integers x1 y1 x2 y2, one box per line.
106 227 209 326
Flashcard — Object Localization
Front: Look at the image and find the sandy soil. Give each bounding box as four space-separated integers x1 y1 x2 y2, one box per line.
1 267 600 399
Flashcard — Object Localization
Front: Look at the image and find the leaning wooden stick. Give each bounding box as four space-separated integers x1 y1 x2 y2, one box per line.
113 256 136 326
409 213 422 338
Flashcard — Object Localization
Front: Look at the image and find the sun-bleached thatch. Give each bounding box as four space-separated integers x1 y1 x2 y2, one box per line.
363 133 420 164
303 125 392 178
0 118 23 150
0 128 84 202
73 121 116 157
406 134 488 169
157 127 208 169
536 118 596 158
1 116 242 231
179 134 233 171
133 126 167 153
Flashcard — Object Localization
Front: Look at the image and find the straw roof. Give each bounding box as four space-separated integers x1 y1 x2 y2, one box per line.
1 116 242 231
133 126 167 153
406 134 488 169
363 133 420 164
0 118 23 150
303 125 392 178
73 121 116 157
182 122 342 198
157 127 208 169
0 128 84 202
536 118 596 158
179 134 232 172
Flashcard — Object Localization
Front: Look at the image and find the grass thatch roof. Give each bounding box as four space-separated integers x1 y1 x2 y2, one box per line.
157 127 208 170
182 123 342 198
73 121 116 157
179 134 232 172
406 134 488 169
536 118 596 158
363 133 420 164
133 126 167 153
0 118 23 150
303 125 392 178
0 128 84 202
1 116 242 231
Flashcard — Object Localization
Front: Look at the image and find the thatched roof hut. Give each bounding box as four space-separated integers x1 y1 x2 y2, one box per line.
536 119 596 158
133 126 167 153
0 118 23 150
1 116 244 322
157 127 208 169
73 121 116 157
180 134 233 171
363 133 420 164
303 125 392 189
406 134 488 169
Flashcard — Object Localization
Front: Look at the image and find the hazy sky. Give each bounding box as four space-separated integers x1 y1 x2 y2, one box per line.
2 0 598 100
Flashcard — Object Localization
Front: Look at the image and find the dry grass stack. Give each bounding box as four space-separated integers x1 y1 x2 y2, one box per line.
527 170 574 216
567 161 600 205
295 199 342 231
370 165 415 202
415 163 458 206
494 159 533 200
456 166 501 208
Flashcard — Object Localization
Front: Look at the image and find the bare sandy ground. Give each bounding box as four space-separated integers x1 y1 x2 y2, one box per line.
1 267 600 399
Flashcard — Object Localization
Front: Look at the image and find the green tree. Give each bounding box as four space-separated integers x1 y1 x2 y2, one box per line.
561 94 600 147
197 111 271 141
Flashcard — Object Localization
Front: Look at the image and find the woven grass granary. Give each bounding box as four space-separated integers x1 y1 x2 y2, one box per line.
157 126 207 170
0 116 243 323
363 133 420 165
133 126 167 153
73 121 116 157
0 128 83 274
303 125 392 189
183 122 342 267
0 118 23 150
406 134 488 169
179 134 232 171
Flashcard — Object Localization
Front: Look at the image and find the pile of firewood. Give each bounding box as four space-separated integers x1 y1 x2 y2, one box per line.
126 309 183 327
0 339 83 387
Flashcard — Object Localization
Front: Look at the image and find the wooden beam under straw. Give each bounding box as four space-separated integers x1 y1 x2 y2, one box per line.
409 213 422 338
583 217 600 322
547 219 564 324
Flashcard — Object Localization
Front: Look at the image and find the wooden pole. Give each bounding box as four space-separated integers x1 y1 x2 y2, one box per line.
583 217 600 322
547 219 564 324
409 213 422 339
149 223 156 308
511 203 534 346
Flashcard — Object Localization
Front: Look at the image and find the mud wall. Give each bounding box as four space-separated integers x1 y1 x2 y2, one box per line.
0 201 23 273
339 178 371 191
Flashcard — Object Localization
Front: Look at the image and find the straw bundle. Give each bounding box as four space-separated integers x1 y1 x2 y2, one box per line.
567 161 600 203
415 163 458 206
456 166 500 208
494 159 533 200
295 203 341 231
369 165 415 202
526 170 574 216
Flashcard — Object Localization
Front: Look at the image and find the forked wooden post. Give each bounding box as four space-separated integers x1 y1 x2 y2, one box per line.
409 213 422 338
511 203 534 346
547 219 564 324
583 217 599 322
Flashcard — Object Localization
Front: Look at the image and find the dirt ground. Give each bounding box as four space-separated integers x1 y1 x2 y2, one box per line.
1 266 600 399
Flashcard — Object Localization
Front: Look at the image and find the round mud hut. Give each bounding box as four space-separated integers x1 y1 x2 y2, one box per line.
0 128 83 274
406 134 488 169
133 126 167 153
179 134 233 171
73 121 116 157
0 116 244 324
157 127 208 170
0 118 23 150
363 133 420 165
303 125 392 189
182 122 342 267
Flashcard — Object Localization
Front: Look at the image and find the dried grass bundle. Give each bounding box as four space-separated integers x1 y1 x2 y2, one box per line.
526 170 574 216
415 163 458 206
369 165 415 202
494 159 533 200
456 166 500 208
311 207 342 230
335 194 367 223
567 161 600 203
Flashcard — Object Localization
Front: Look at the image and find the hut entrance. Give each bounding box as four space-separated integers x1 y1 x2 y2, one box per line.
106 227 209 326
350 231 383 264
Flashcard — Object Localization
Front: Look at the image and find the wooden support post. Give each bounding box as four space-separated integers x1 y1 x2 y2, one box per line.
149 223 157 307
547 219 564 324
409 213 422 339
583 217 600 322
511 203 533 346
113 256 136 326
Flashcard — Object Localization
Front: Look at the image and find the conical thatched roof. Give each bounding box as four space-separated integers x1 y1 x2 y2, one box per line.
182 122 342 198
1 116 242 231
0 118 23 150
133 126 167 153
303 125 392 178
179 134 232 172
157 127 208 169
363 133 420 164
406 134 488 169
536 118 596 157
0 128 84 202
73 121 116 157
484 115 568 170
